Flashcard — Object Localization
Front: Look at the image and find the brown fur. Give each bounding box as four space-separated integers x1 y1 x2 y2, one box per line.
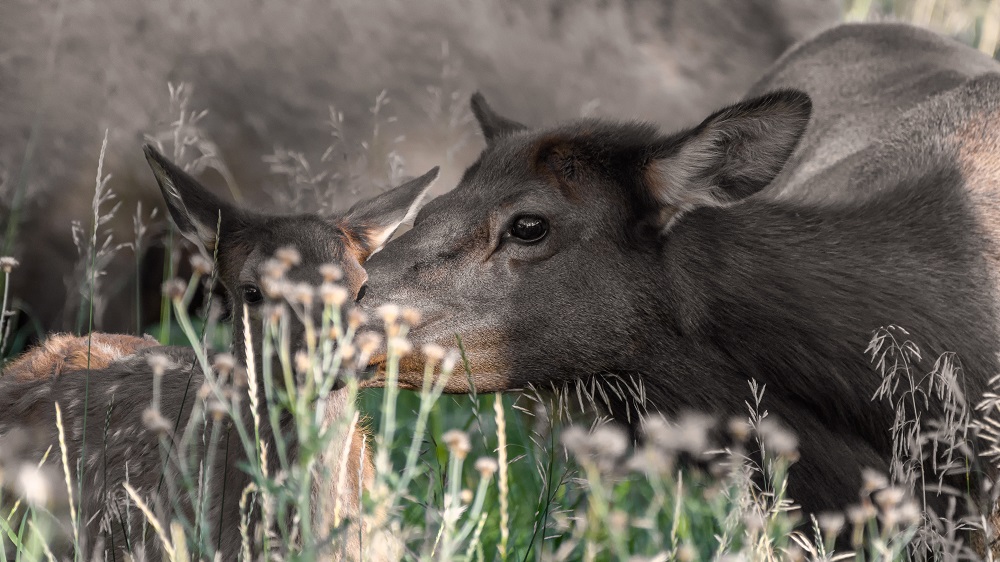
2 333 158 381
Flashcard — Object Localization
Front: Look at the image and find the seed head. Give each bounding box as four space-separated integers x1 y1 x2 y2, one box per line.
207 398 229 421
197 383 212 401
232 365 249 388
727 417 751 442
474 457 499 478
677 544 696 562
261 258 287 281
757 418 799 458
441 350 461 373
212 353 236 375
356 332 382 358
142 407 172 436
17 465 51 507
190 254 214 276
861 468 888 493
897 501 922 526
460 489 474 504
442 429 471 460
422 343 446 365
162 278 187 301
401 307 421 326
388 336 413 356
874 486 905 510
319 283 348 307
319 263 343 282
295 351 312 374
275 246 301 267
846 503 877 525
289 283 314 306
0 257 19 273
377 304 400 325
147 353 172 376
818 512 845 537
346 308 366 330
264 303 287 324
339 343 356 361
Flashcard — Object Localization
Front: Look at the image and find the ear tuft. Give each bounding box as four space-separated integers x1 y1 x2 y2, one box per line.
470 92 528 143
341 166 440 262
647 89 811 228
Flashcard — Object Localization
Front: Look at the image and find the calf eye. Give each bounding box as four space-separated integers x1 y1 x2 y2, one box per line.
509 215 548 243
242 284 264 305
356 284 368 303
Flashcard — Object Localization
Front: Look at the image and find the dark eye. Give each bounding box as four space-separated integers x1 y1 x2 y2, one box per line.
356 284 368 303
242 284 264 305
509 215 548 243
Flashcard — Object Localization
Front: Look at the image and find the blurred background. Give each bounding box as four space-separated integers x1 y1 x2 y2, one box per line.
0 0 997 354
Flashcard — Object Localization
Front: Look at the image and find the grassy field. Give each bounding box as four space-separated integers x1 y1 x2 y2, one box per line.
1 1 999 560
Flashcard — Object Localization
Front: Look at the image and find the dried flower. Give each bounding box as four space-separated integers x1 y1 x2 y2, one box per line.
261 258 287 280
190 254 214 276
474 457 499 478
727 417 751 442
319 263 343 282
319 283 348 307
377 304 400 325
142 407 172 436
212 353 236 375
388 336 413 356
874 486 905 510
897 501 922 526
147 353 172 376
861 468 888 493
441 350 460 373
356 332 382 359
275 246 301 267
346 308 366 330
442 429 471 460
460 489 474 504
561 424 629 472
846 503 877 525
339 343 356 362
401 307 421 326
677 544 696 562
757 418 799 458
162 279 187 301
818 512 845 537
207 398 229 421
289 283 314 306
17 465 51 507
422 343 446 365
295 351 312 374
0 257 19 273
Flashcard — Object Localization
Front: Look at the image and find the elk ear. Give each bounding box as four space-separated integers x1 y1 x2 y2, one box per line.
647 90 811 228
341 167 439 262
471 92 527 143
143 144 240 255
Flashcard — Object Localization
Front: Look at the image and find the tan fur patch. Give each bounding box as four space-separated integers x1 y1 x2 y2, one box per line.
3 333 158 381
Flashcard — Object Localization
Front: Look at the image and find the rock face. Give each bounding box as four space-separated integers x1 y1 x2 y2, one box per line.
0 0 839 334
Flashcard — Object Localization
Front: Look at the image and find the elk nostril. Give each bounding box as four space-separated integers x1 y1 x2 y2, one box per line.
356 284 368 303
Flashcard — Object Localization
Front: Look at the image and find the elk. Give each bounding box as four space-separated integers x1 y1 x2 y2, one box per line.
360 21 1000 543
0 145 437 560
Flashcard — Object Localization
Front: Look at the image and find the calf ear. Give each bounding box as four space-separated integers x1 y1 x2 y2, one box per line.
647 90 811 227
143 144 239 255
341 167 439 262
471 92 527 143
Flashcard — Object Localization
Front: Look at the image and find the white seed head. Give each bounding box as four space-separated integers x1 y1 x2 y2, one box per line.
377 304 400 325
474 457 499 478
275 246 301 267
290 283 314 306
212 353 236 375
861 468 889 493
147 353 172 376
207 398 228 421
261 258 288 281
0 257 19 273
727 417 751 442
874 487 905 510
441 350 461 373
422 343 446 365
17 464 51 507
388 336 413 356
677 544 696 562
460 488 474 504
818 512 845 537
356 332 382 357
190 254 214 275
319 263 343 282
347 308 366 330
295 351 312 374
142 407 172 436
319 283 348 307
162 278 187 301
401 307 421 326
442 429 471 459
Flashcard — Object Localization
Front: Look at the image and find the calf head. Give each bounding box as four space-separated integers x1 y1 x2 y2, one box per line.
143 145 437 368
362 91 811 393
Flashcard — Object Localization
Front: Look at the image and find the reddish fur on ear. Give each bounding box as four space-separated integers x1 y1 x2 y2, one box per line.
532 135 584 199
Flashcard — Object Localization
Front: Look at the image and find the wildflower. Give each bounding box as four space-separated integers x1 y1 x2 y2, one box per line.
756 418 799 458
295 351 312 374
846 503 877 526
860 468 888 493
897 501 922 526
727 417 751 442
147 353 172 376
460 489 474 504
422 343 446 366
275 246 301 267
207 398 229 421
142 407 172 436
346 308 366 330
441 350 461 373
339 343 356 362
319 283 348 307
162 278 187 301
289 283 314 306
263 278 289 300
377 304 400 325
561 424 628 472
356 332 382 359
625 445 673 475
818 512 845 538
0 257 19 273
401 307 421 326
17 465 51 507
212 353 236 376
260 258 287 280
643 413 712 457
442 429 471 460
190 254 213 275
388 336 413 356
474 457 499 478
319 263 343 282
873 486 905 510
197 383 213 401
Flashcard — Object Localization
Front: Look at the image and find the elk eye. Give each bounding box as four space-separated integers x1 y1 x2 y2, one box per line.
242 284 264 305
356 284 368 303
509 215 548 243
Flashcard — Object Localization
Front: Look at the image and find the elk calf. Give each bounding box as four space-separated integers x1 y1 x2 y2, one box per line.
0 145 436 560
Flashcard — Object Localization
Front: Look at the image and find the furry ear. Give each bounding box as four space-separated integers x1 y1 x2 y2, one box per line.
143 144 241 255
470 92 527 143
647 90 811 227
341 167 439 262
